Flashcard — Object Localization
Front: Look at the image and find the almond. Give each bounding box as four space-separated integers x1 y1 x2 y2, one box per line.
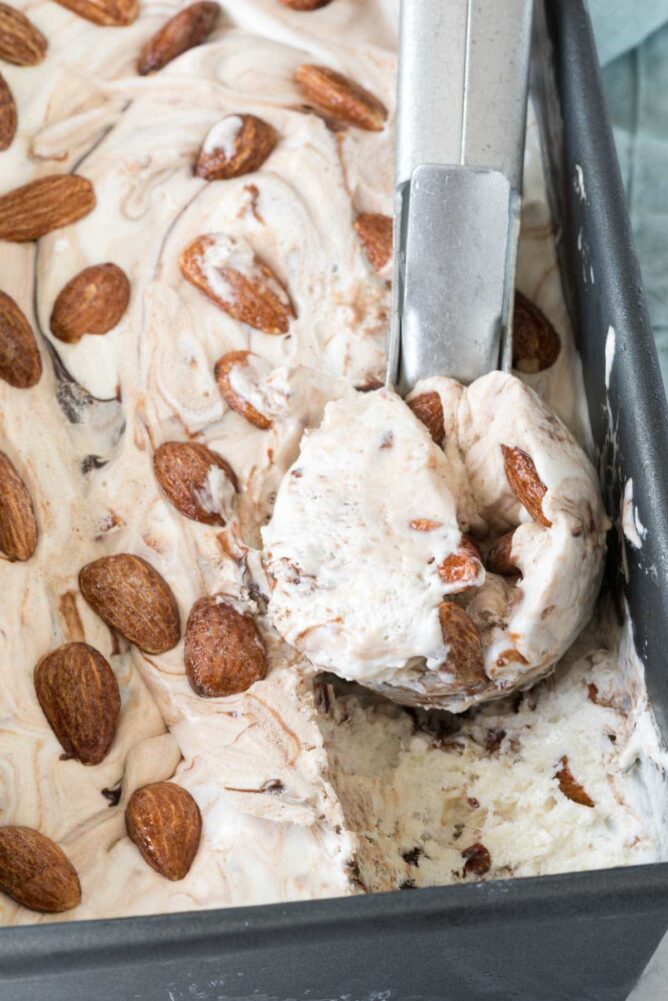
0 3 47 65
409 519 441 532
49 263 130 344
295 64 388 131
0 827 81 913
354 213 392 272
0 72 16 151
34 642 120 765
184 595 267 697
501 445 552 528
555 756 595 808
153 441 237 526
181 233 294 334
439 536 485 592
486 530 519 576
138 1 219 75
0 291 42 388
214 350 273 429
407 392 444 446
195 114 277 181
0 450 38 561
0 174 95 243
462 842 491 878
79 554 181 655
126 782 201 880
279 0 333 8
438 601 486 692
513 291 561 373
52 0 138 27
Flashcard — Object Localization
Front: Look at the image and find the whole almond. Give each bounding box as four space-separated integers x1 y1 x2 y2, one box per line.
555 756 595 808
153 441 237 526
501 444 552 528
0 827 81 913
52 0 138 26
0 72 16 151
0 175 95 243
438 601 486 693
0 291 42 388
180 233 294 334
0 3 47 65
126 782 201 880
34 642 120 765
195 114 277 181
79 554 181 655
279 0 332 8
0 450 38 561
214 350 273 429
184 595 267 697
513 291 561 373
407 391 444 446
487 530 519 576
439 536 485 592
295 64 387 131
50 263 130 344
354 213 392 272
137 1 220 75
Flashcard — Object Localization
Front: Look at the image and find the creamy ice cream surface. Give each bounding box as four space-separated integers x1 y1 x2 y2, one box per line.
0 0 666 925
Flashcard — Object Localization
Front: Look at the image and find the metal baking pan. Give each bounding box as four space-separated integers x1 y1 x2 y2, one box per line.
2 1 668 998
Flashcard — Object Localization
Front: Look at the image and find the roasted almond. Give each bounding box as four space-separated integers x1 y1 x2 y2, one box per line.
195 113 277 181
214 350 273 429
513 291 561 373
0 291 42 388
295 64 387 131
184 595 267 697
438 601 486 692
0 174 95 243
438 537 485 592
0 72 16 151
462 842 491 878
52 0 138 26
153 441 237 526
0 827 81 913
555 756 594 808
138 1 219 75
354 213 392 272
50 263 130 344
486 530 520 576
126 781 201 880
34 642 120 765
279 0 333 8
0 3 47 65
0 450 38 561
501 445 552 528
79 554 181 655
181 233 294 334
407 391 444 446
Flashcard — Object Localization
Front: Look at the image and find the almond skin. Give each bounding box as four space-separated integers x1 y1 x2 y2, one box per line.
184 595 267 697
487 530 520 576
0 450 38 562
181 234 294 335
438 601 486 693
0 827 81 913
126 782 201 880
50 263 130 344
34 642 120 765
555 756 595 808
0 291 42 388
214 350 273 429
0 72 16 151
52 0 138 26
407 392 444 446
137 1 220 75
501 444 552 528
79 554 181 655
354 213 392 272
153 441 237 526
0 175 96 243
513 291 561 373
0 3 48 65
438 537 485 592
295 64 388 131
195 114 277 181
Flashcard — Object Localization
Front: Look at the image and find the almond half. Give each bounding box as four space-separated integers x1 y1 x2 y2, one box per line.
138 1 220 75
0 450 38 562
180 233 294 334
513 291 561 373
0 827 81 913
126 782 201 880
439 536 485 592
0 175 95 243
50 263 130 344
153 441 237 526
295 64 388 131
501 445 552 528
354 213 392 272
438 601 486 693
214 350 273 429
555 756 595 808
184 595 267 697
52 0 138 27
0 291 42 388
407 392 445 446
0 3 48 65
0 72 16 151
195 114 277 181
486 530 520 576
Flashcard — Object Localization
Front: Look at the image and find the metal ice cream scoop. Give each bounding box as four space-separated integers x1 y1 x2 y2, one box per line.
387 0 534 395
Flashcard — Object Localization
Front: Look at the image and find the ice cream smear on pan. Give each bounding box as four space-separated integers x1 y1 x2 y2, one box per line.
1 0 667 924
